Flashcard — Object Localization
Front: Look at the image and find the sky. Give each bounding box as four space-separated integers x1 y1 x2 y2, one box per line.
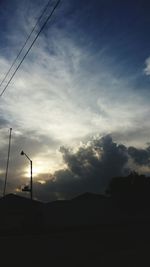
0 0 150 201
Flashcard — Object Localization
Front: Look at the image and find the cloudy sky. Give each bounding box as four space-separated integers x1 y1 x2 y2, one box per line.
0 0 150 201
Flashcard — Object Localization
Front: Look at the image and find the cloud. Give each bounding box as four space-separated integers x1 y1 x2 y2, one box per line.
33 135 130 201
128 146 150 166
144 57 150 75
1 131 150 201
0 117 9 129
31 134 150 202
0 0 149 148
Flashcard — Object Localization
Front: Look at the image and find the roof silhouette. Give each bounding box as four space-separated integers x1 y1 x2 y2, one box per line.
71 192 106 201
0 193 42 210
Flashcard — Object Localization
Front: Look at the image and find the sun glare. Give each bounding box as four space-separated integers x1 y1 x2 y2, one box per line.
22 157 64 180
37 180 46 184
23 163 49 178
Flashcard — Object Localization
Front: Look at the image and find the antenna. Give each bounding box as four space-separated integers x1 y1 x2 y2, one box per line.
3 128 12 197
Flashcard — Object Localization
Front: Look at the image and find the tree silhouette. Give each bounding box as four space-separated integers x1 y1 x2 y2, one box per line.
106 172 150 212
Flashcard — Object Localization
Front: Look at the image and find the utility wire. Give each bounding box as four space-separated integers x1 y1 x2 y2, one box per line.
0 0 61 98
0 0 53 90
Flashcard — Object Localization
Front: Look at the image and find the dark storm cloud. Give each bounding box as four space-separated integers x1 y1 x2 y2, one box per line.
59 135 129 186
128 146 150 166
33 135 150 202
34 135 130 201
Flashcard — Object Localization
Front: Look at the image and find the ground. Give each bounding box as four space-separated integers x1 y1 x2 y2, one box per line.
0 223 150 266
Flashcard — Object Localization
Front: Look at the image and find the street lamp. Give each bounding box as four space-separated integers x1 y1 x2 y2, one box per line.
21 150 33 201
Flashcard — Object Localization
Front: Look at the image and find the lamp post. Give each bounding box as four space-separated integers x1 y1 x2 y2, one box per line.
21 150 33 201
3 128 12 197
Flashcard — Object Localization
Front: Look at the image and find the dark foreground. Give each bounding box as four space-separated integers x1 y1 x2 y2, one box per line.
0 222 150 267
1 193 150 266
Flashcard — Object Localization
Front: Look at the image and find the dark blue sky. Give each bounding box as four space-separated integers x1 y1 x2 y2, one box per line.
57 0 150 73
1 0 150 74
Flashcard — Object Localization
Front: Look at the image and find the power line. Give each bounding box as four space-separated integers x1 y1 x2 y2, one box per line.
0 0 61 98
0 0 53 90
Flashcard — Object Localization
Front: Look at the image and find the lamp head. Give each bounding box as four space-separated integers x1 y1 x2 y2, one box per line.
21 150 24 156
